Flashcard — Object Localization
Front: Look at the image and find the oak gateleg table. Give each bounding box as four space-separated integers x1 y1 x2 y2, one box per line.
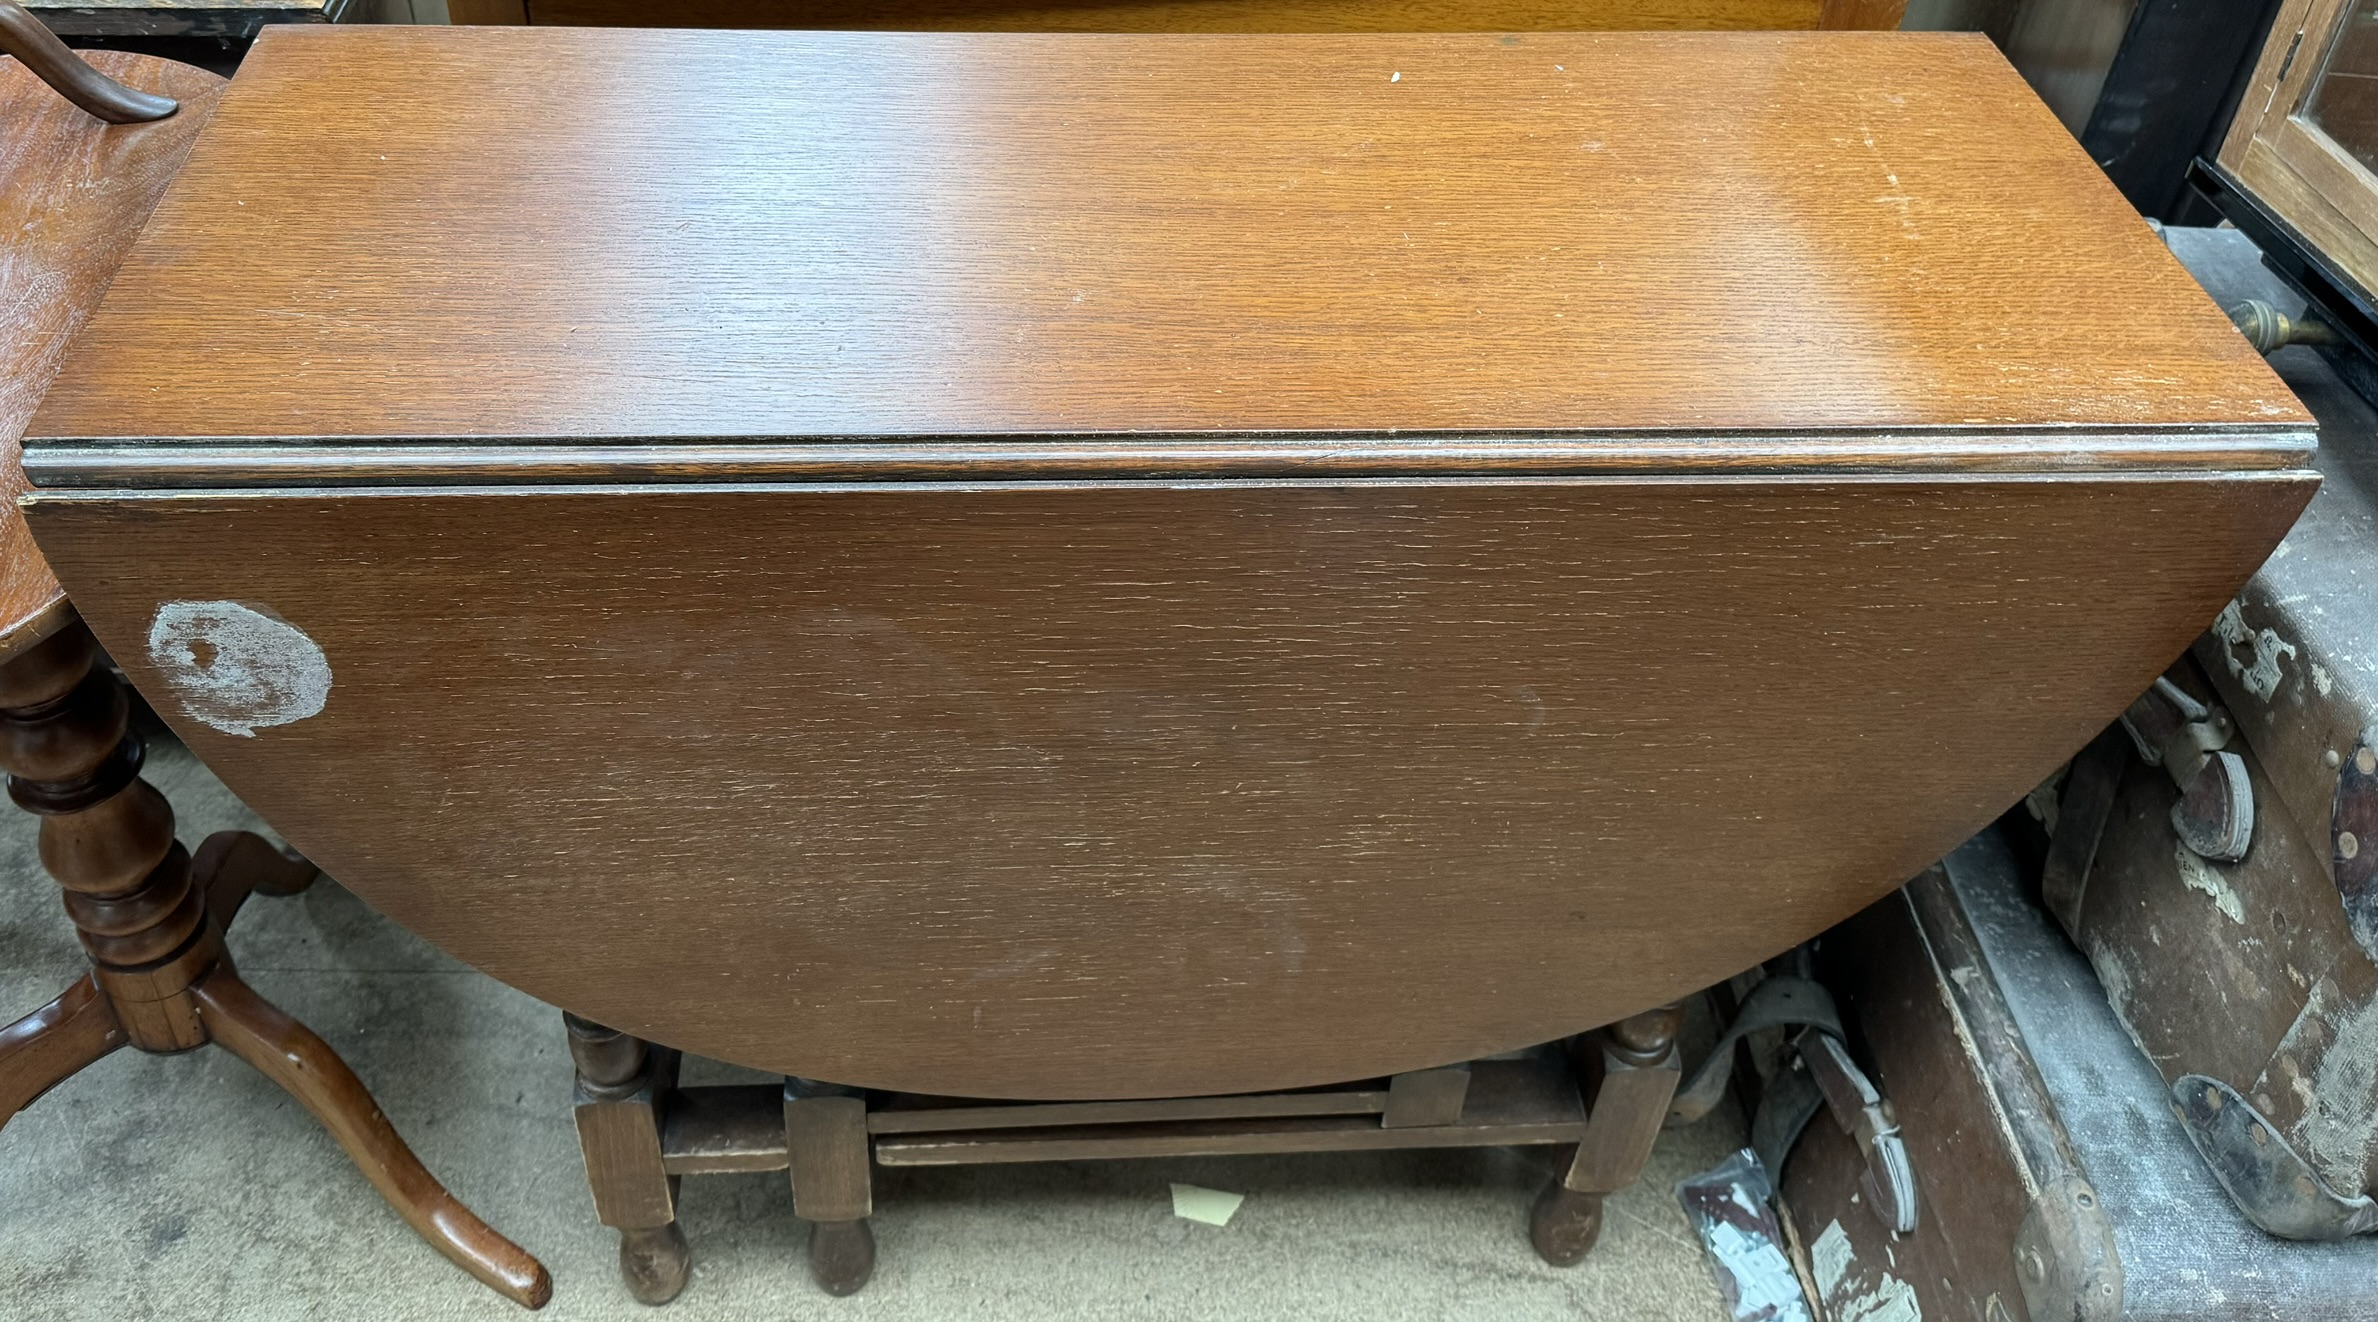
8 22 2319 1302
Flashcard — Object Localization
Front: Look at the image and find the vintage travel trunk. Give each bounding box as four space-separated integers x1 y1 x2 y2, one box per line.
1780 832 2378 1322
2040 228 2378 1238
16 28 2318 1103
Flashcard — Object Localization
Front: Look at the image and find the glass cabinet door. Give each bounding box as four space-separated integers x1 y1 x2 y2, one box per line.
2221 0 2378 297
2306 3 2378 173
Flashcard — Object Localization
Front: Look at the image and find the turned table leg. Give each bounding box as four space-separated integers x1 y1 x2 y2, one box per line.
0 621 550 1308
786 1079 875 1296
567 1013 692 1304
1532 1003 1684 1266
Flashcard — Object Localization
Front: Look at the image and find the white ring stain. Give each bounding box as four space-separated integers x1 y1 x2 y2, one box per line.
146 601 331 738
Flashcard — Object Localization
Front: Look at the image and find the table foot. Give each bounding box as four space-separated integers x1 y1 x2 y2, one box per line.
619 1221 692 1304
0 972 126 1132
807 1218 876 1297
1529 1182 1605 1265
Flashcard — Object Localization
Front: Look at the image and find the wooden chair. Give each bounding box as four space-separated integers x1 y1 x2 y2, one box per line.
0 13 550 1308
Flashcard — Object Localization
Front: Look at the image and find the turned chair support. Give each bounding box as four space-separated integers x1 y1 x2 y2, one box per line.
0 621 551 1308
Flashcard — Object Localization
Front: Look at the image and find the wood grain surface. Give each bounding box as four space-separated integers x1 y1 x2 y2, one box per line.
0 51 222 659
27 27 2307 455
27 474 2314 1098
506 0 1890 35
19 27 2320 1100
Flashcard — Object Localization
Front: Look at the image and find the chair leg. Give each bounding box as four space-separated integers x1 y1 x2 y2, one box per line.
194 968 552 1309
0 973 125 1132
1533 1003 1684 1266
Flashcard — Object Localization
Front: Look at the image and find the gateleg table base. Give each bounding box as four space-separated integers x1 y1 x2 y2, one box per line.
566 1005 1684 1301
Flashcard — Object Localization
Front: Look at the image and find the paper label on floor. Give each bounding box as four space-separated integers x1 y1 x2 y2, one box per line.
1835 1274 1921 1322
1812 1219 1854 1298
1170 1183 1245 1227
1812 1216 1923 1322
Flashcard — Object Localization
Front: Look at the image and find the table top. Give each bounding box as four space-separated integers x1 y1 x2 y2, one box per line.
0 51 222 659
28 26 2306 484
13 31 2324 1098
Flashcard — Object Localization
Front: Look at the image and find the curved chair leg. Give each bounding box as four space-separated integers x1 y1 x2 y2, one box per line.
192 968 553 1309
0 973 126 1132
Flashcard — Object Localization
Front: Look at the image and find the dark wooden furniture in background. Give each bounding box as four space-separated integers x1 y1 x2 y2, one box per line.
0 33 548 1310
1986 0 2282 224
14 23 2317 1293
26 0 348 39
448 0 1907 32
29 0 351 74
2098 0 2284 224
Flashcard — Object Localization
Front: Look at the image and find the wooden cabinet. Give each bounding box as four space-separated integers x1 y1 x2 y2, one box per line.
2221 0 2378 298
